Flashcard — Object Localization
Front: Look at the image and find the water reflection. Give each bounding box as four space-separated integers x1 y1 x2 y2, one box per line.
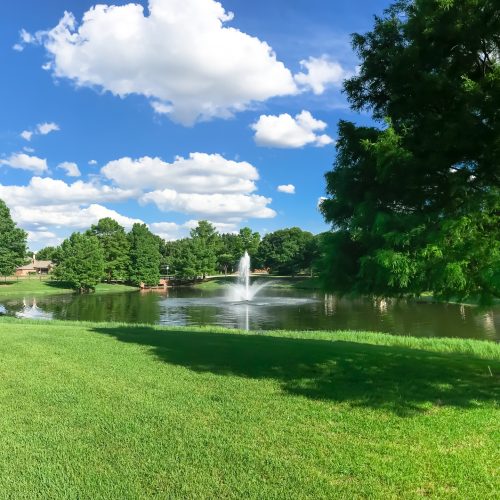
0 286 498 340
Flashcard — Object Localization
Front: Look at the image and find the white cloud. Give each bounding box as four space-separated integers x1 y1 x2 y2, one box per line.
20 122 60 141
13 29 34 51
252 110 334 148
141 191 275 220
101 153 258 193
23 146 35 153
0 177 135 207
0 153 48 173
294 55 347 95
277 184 295 194
14 204 142 232
57 161 81 177
32 0 297 125
37 122 60 135
20 130 33 141
88 159 98 165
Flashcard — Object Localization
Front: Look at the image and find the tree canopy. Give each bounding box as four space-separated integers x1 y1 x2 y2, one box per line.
0 199 27 277
55 232 105 293
321 0 500 303
258 228 316 276
88 218 130 281
128 223 161 286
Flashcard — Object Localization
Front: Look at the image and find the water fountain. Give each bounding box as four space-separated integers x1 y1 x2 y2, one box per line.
227 251 269 302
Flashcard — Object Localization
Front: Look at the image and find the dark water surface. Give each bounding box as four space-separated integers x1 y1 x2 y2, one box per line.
1 284 498 341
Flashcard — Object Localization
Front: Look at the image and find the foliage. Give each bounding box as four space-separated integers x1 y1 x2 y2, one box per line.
190 221 221 278
128 223 161 286
258 227 316 275
321 0 500 303
35 245 62 263
88 218 130 281
0 199 27 277
54 232 105 293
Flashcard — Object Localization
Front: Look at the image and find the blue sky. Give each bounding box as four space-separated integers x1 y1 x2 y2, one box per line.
0 0 389 249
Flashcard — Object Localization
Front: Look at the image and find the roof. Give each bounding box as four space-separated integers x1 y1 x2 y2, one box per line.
17 260 53 270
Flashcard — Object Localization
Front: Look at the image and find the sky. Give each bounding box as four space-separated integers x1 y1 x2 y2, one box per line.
0 0 390 250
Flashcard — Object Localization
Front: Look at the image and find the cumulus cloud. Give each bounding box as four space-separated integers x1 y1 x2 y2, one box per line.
20 122 60 141
37 122 60 135
20 130 33 141
294 55 347 95
0 153 48 173
141 191 275 220
88 159 98 165
57 161 81 177
31 0 297 125
277 184 295 194
13 204 143 231
252 110 334 148
101 153 258 193
0 177 135 207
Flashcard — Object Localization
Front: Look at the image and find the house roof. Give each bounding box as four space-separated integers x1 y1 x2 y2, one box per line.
17 260 53 270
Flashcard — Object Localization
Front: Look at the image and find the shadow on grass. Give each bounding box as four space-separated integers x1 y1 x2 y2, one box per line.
92 325 499 416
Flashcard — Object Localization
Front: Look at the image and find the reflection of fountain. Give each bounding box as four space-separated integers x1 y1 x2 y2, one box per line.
15 298 53 320
227 251 269 302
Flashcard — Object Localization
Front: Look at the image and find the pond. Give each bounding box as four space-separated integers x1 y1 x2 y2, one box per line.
0 282 498 341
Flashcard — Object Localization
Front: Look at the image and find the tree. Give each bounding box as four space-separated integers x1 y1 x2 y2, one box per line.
35 246 62 263
55 232 105 293
128 223 161 286
258 228 315 276
321 0 500 303
88 218 130 281
190 221 220 279
0 199 27 277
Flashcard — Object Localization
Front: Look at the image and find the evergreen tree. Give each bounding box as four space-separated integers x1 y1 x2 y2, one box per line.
88 218 130 281
321 0 500 303
128 223 161 286
0 199 27 277
55 232 105 293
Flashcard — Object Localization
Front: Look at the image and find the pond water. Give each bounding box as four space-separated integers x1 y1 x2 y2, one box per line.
0 283 498 341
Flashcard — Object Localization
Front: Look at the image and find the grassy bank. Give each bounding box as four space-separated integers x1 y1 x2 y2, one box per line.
0 319 498 498
0 278 138 298
195 275 322 290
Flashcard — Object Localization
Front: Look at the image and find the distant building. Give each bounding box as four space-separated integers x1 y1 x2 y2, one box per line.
16 257 54 277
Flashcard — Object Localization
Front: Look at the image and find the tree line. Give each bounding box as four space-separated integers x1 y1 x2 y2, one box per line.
1 198 319 292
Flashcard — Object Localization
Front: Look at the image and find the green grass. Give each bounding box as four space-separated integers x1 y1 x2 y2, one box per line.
0 278 138 298
0 318 498 498
196 276 322 290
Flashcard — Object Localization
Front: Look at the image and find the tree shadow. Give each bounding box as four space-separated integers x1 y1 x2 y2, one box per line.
92 325 499 416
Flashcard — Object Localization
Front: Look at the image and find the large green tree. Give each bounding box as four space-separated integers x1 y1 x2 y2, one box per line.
128 223 161 286
55 232 105 293
0 199 27 277
88 218 130 281
190 221 221 279
258 228 315 276
321 0 500 303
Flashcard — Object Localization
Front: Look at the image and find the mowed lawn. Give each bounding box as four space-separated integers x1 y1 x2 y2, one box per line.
0 319 498 498
0 278 137 298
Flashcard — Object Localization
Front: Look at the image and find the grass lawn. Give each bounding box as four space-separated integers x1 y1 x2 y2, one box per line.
0 319 498 498
0 278 137 298
196 276 322 290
